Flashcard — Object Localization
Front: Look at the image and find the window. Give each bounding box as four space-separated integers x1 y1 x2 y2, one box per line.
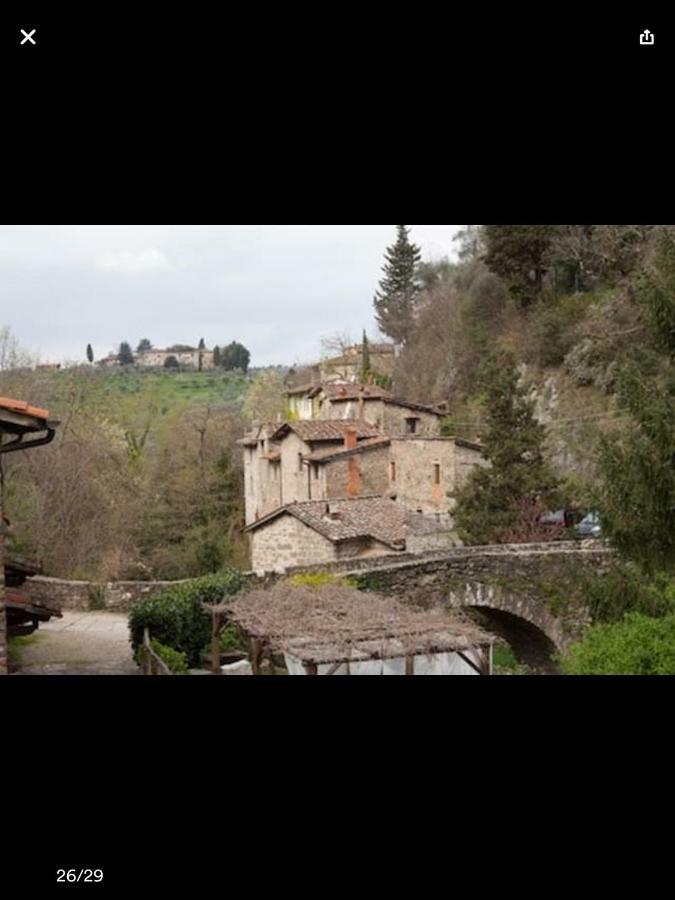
298 454 304 473
406 418 419 435
313 464 319 480
434 464 441 485
390 461 397 483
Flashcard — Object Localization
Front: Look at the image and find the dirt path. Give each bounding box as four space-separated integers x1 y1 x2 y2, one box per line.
14 611 139 675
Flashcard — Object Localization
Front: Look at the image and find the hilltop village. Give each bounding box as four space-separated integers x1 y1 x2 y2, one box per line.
240 377 488 573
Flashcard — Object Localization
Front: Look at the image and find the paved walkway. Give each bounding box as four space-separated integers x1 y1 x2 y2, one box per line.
15 611 140 676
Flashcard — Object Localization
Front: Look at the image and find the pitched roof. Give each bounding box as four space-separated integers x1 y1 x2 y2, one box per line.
311 383 393 401
246 498 441 550
304 437 391 464
0 397 50 421
271 419 381 444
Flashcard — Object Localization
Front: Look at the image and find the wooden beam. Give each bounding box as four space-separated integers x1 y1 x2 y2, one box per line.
405 656 415 676
456 651 485 676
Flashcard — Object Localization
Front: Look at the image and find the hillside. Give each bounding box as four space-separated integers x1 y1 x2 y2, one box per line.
0 366 252 581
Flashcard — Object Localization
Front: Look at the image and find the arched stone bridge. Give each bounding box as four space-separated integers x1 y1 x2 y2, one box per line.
302 541 614 672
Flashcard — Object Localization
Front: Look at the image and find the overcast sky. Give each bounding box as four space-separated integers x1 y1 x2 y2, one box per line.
0 225 461 367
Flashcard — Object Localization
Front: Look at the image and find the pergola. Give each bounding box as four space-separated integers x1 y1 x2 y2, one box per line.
207 584 495 676
0 398 59 675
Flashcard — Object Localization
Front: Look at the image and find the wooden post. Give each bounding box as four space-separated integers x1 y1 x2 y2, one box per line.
304 663 319 676
405 656 415 676
250 638 264 676
211 609 222 676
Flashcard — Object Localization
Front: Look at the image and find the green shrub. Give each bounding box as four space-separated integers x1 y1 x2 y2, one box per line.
128 570 243 667
290 572 356 589
585 566 675 624
150 640 189 674
560 613 675 675
88 585 107 611
219 623 248 653
529 293 591 368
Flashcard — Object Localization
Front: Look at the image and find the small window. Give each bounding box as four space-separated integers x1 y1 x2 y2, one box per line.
298 454 304 473
406 418 419 435
313 464 319 480
390 461 397 483
434 464 441 485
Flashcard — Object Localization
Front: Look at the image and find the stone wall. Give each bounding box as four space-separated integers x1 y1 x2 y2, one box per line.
383 406 440 437
251 514 338 573
324 445 390 500
23 576 186 613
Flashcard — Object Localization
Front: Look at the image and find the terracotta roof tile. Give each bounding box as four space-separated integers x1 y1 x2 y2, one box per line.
272 419 381 444
304 437 391 464
0 397 50 420
246 498 442 550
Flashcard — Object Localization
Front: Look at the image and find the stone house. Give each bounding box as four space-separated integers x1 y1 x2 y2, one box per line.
240 383 488 572
319 343 398 382
137 348 215 370
246 497 450 574
389 437 488 525
287 382 444 436
240 420 382 525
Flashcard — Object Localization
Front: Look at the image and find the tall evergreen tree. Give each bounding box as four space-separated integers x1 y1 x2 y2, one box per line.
213 346 222 367
86 344 94 364
118 342 135 366
137 338 153 353
483 225 556 307
374 225 422 345
595 363 675 573
595 231 675 572
454 351 561 544
361 330 371 381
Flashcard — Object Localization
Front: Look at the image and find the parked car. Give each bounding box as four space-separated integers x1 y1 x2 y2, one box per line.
540 509 585 530
577 512 602 538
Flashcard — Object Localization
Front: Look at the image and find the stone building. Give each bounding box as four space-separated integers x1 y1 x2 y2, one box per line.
389 437 488 525
240 382 487 573
319 343 398 382
287 382 444 436
137 348 215 370
239 420 382 525
246 497 452 574
98 348 216 370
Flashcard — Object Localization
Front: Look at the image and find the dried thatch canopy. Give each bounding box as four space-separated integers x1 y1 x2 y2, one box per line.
222 585 494 666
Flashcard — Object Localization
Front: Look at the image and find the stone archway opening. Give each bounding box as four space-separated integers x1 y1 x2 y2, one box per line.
464 607 560 674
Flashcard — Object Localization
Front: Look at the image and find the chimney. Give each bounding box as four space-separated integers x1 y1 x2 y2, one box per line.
344 425 358 451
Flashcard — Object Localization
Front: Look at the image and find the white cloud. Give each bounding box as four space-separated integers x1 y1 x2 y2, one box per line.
97 248 171 274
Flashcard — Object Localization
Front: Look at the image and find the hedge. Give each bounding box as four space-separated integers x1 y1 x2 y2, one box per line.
128 570 243 668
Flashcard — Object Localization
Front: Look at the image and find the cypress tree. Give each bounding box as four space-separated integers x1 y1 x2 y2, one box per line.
86 344 94 364
361 330 371 381
213 346 222 367
374 225 422 345
454 351 561 544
